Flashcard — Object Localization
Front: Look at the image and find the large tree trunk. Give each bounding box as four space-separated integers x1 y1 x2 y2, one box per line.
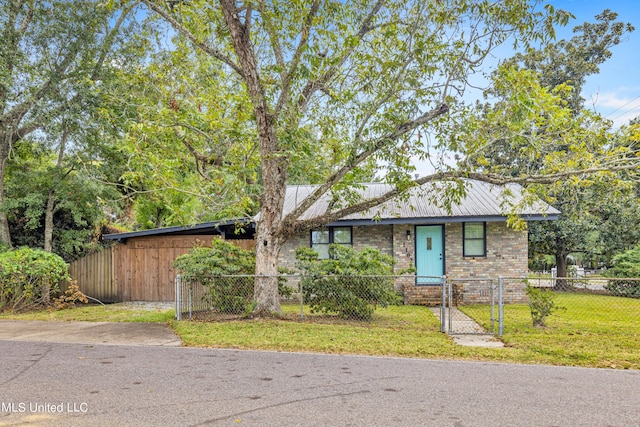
554 253 569 290
43 189 56 253
43 125 67 253
251 123 287 315
0 138 12 248
254 224 282 315
219 0 288 315
253 152 287 315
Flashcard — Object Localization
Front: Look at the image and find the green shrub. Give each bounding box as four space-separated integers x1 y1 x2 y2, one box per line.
0 247 71 312
174 239 255 314
295 245 400 320
173 240 294 314
525 285 560 327
603 245 640 298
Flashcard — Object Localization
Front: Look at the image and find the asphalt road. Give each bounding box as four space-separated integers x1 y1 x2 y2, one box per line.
1 340 638 426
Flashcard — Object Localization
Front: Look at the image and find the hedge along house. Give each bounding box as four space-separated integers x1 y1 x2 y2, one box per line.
74 219 255 303
276 180 559 305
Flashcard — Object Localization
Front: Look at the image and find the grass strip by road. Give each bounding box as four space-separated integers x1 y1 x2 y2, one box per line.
0 304 175 323
1 293 638 369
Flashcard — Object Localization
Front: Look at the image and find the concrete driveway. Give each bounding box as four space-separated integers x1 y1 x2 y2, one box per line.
0 320 182 347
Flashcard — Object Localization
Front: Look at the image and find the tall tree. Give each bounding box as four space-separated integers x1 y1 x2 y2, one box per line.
505 9 634 114
114 24 348 230
457 63 640 284
140 0 640 314
0 0 139 248
462 10 636 282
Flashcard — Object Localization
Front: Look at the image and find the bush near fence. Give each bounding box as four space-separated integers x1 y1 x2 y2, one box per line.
295 245 400 320
0 247 71 312
176 274 404 321
601 244 640 298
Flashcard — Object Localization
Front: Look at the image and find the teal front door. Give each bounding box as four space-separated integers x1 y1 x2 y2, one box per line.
415 225 444 284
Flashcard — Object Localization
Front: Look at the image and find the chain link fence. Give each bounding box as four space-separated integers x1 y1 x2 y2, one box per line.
175 274 640 336
458 275 640 335
527 272 640 297
176 274 406 322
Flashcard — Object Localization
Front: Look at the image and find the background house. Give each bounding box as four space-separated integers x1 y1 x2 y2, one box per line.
277 180 559 304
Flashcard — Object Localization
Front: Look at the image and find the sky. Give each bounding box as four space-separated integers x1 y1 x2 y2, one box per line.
409 1 639 174
549 0 640 127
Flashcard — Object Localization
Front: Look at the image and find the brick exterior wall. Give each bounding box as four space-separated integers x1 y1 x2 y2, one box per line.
279 234 308 272
445 222 528 278
392 224 416 294
353 225 394 256
278 225 394 270
277 221 529 305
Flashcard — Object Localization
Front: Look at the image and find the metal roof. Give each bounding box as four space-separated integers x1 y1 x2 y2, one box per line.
104 181 559 241
281 180 559 225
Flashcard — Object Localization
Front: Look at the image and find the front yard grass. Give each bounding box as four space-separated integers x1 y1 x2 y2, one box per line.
459 293 640 369
2 294 638 369
172 305 507 361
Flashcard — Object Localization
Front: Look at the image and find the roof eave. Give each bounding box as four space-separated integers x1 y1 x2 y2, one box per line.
102 218 255 242
326 213 559 227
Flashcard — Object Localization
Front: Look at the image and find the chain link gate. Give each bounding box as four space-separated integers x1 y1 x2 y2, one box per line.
436 277 504 336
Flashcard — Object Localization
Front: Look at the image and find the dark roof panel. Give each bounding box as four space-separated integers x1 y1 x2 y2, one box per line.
102 218 255 241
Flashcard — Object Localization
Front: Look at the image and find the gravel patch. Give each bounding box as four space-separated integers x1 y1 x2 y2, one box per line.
119 301 174 310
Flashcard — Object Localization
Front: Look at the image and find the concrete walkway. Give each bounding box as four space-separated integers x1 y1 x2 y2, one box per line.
429 307 504 348
0 320 182 347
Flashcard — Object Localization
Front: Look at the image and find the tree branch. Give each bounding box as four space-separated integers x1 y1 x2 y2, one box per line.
2 30 83 131
283 102 450 224
141 0 245 78
257 0 285 69
90 0 140 81
296 0 384 115
274 0 321 117
18 0 34 33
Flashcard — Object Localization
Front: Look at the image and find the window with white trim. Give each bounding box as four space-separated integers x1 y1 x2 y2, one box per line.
311 226 352 259
463 222 486 257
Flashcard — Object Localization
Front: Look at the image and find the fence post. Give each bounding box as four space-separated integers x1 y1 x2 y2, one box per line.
188 281 193 319
299 277 304 320
490 279 495 334
440 276 446 333
447 276 453 334
498 277 504 336
175 274 182 321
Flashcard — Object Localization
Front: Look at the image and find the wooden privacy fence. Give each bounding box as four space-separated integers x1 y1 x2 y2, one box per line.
68 236 255 303
68 247 117 303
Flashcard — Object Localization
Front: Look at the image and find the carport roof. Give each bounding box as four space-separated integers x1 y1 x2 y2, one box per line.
102 218 255 242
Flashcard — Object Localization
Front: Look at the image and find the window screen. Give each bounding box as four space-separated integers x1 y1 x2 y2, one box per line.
311 227 352 259
463 222 486 257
